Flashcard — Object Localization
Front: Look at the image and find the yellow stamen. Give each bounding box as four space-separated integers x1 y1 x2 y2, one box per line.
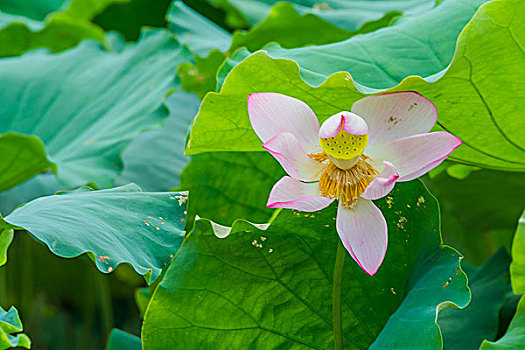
309 152 378 208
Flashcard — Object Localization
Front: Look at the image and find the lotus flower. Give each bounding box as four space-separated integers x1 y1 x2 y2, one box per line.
248 92 461 275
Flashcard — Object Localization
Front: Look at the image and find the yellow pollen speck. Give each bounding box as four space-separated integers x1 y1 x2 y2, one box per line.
309 152 378 208
397 217 407 229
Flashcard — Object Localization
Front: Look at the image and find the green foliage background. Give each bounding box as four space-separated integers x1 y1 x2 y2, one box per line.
0 0 523 349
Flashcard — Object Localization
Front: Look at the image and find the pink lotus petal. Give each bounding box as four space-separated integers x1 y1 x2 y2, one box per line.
248 93 320 153
336 199 388 276
263 132 323 182
361 161 399 200
267 176 333 212
319 111 368 139
351 91 437 157
379 131 462 181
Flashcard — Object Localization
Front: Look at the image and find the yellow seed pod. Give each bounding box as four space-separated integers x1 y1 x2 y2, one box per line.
320 130 368 160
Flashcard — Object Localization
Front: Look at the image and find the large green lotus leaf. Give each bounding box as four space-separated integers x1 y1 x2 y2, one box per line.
0 306 30 350
106 329 141 350
116 91 201 192
0 184 188 282
0 132 55 192
480 212 525 349
390 0 525 171
0 0 126 57
0 29 192 188
425 170 525 265
142 181 470 349
510 210 525 293
187 0 525 171
215 0 434 30
439 249 511 349
179 151 284 226
255 0 489 88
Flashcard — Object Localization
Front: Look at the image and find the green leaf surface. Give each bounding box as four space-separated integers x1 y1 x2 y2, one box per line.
480 296 525 349
188 0 525 171
116 91 201 191
0 29 191 188
425 170 525 265
510 210 525 294
0 229 13 266
106 329 141 350
0 0 126 57
0 132 55 192
0 306 30 350
135 287 151 317
439 249 511 349
0 12 104 57
0 0 66 27
0 0 123 24
0 174 58 216
168 0 231 57
177 49 226 99
263 0 489 88
169 1 401 62
0 184 188 282
229 2 355 52
179 151 284 226
65 0 128 19
186 51 366 155
390 0 525 171
216 0 434 30
479 210 525 349
143 181 470 349
92 0 172 41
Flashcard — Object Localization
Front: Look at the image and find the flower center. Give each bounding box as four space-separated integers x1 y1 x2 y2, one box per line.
309 152 378 208
319 127 368 161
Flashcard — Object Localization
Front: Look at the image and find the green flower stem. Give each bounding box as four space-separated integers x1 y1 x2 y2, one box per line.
333 241 345 350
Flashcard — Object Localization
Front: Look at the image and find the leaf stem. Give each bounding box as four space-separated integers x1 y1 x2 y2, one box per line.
333 241 345 350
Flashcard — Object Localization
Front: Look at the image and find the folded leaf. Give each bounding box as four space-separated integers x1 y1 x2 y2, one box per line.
0 132 55 192
0 184 188 283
